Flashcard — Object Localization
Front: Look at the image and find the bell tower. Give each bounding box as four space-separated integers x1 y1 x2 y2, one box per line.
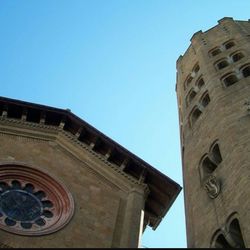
176 17 250 248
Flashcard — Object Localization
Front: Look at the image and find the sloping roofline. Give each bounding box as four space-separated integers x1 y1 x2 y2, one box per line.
0 96 181 230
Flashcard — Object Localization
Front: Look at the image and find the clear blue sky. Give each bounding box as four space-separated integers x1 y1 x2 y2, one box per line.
0 0 249 248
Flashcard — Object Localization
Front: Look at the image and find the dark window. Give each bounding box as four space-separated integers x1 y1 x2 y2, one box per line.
214 234 232 248
201 92 210 108
202 156 217 175
190 107 202 126
241 65 250 78
186 75 193 88
210 48 221 57
224 40 235 50
212 49 221 56
186 89 197 106
217 60 229 70
211 144 222 165
211 217 246 248
228 219 246 248
232 52 244 62
223 74 238 87
199 142 222 183
193 64 200 73
197 78 205 89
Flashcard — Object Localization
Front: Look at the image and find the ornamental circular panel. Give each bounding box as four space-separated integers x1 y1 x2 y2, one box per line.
0 164 74 236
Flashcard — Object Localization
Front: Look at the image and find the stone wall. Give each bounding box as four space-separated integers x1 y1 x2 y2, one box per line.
176 17 250 248
0 119 146 248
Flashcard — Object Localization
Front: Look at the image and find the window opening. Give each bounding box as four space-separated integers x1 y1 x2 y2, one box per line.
223 74 238 87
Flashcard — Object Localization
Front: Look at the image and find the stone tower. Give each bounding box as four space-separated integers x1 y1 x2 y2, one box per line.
176 17 250 248
0 96 181 248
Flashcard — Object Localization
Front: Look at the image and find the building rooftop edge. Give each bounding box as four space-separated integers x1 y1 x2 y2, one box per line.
0 95 182 230
176 17 248 67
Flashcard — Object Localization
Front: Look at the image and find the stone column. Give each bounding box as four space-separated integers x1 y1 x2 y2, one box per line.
120 187 145 248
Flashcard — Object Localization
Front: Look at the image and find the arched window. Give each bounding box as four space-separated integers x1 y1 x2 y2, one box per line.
197 77 205 89
190 107 202 126
193 63 200 74
200 92 210 108
199 141 222 182
211 143 222 165
209 47 222 57
212 233 232 248
224 40 235 50
222 73 238 87
202 156 217 175
231 52 244 62
211 214 246 248
240 64 250 78
186 89 197 106
228 219 246 248
216 59 229 70
185 74 193 89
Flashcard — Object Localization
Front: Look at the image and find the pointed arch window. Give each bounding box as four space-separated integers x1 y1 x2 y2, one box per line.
200 92 210 108
211 232 233 248
210 143 222 165
209 47 222 57
193 63 200 74
185 74 193 89
186 89 197 107
228 219 246 248
211 214 246 248
231 51 244 62
224 40 235 50
216 58 229 70
189 106 202 127
199 141 222 182
222 73 238 87
240 64 250 78
196 77 205 89
200 155 217 179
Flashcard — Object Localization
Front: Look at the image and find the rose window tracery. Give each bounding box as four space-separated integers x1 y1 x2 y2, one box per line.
0 164 74 236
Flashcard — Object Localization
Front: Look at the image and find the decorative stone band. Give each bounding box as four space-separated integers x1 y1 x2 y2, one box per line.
0 163 74 236
203 175 221 199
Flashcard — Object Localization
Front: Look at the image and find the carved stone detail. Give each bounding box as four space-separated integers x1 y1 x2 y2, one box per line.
203 175 220 199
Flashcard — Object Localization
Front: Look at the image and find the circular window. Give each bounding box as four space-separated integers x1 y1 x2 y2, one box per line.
0 164 74 236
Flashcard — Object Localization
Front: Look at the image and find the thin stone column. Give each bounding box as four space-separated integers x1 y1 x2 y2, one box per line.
120 187 145 248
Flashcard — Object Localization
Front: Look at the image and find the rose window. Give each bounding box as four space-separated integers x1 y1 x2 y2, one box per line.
0 181 53 229
0 164 74 236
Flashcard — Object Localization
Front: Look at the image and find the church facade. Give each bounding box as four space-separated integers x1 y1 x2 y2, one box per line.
0 96 181 248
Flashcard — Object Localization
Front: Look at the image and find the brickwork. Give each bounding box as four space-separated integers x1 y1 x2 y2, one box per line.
176 17 250 248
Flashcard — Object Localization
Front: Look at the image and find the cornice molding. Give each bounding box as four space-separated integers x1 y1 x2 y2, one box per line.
0 96 181 229
0 118 149 195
